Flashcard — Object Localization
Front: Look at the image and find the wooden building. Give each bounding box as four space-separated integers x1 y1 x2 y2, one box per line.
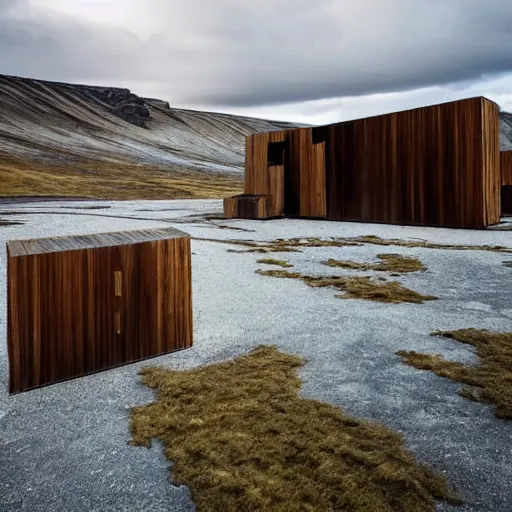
501 150 512 215
7 227 193 393
225 96 501 228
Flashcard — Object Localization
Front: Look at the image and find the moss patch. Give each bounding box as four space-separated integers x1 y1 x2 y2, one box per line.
352 235 512 254
257 258 294 268
197 236 512 255
256 269 437 304
256 269 302 279
129 345 460 511
324 254 426 273
397 329 512 420
223 237 363 254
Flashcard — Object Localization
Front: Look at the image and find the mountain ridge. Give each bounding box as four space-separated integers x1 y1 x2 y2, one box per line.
0 73 306 175
0 73 511 199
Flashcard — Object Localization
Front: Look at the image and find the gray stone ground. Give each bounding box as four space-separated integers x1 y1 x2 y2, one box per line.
0 199 511 512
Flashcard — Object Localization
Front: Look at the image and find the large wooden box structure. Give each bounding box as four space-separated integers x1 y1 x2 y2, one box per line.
225 96 501 228
501 151 512 215
7 227 193 393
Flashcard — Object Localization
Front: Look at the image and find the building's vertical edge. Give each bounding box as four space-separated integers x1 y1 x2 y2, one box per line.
6 245 16 393
481 98 501 226
480 97 487 227
185 236 193 349
501 151 512 185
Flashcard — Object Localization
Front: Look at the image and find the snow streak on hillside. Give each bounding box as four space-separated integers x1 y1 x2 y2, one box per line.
0 73 511 193
0 74 303 174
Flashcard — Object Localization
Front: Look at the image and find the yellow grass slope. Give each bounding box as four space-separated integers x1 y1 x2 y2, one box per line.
0 156 243 200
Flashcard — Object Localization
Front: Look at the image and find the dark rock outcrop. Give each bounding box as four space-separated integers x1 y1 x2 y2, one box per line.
86 87 151 127
0 73 306 170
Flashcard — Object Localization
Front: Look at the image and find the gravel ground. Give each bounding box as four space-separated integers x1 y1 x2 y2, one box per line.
0 199 511 512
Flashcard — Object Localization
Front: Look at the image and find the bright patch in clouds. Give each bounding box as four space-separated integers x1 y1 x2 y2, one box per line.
1 0 512 123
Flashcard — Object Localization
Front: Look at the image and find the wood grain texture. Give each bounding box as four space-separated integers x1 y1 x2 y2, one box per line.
242 96 501 228
7 226 187 257
223 194 271 219
223 196 238 218
268 165 284 217
7 233 193 393
482 100 501 224
501 151 512 185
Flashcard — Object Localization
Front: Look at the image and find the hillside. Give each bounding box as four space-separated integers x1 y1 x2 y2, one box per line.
0 74 304 199
500 110 512 150
0 73 511 199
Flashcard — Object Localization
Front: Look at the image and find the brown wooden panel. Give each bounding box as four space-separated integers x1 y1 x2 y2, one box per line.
297 128 327 217
501 151 512 185
269 130 288 143
223 196 238 218
309 141 327 218
223 194 270 219
298 128 312 217
268 165 284 217
7 235 193 394
481 99 501 224
286 129 302 216
250 133 270 195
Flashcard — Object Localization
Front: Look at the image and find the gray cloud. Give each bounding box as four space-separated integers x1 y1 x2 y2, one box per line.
0 0 512 108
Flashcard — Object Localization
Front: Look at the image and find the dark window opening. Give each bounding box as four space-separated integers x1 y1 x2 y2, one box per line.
312 126 327 144
267 141 286 166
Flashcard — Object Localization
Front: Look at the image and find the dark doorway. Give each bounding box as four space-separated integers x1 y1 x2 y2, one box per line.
267 141 286 166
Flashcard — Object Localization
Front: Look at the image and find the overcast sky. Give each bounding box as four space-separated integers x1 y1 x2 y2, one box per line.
1 0 512 124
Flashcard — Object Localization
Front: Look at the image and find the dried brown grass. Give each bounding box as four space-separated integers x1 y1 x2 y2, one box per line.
324 254 426 273
129 345 460 511
256 258 294 268
353 236 512 254
256 269 437 304
208 236 512 256
224 238 363 254
256 269 302 279
0 155 243 200
397 329 512 419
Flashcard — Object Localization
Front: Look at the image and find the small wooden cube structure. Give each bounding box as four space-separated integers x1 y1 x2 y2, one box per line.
501 151 512 215
7 227 193 393
223 194 273 219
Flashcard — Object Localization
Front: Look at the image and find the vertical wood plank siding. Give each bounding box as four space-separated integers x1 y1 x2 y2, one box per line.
7 236 193 393
224 194 271 219
482 100 501 223
501 151 512 185
241 96 500 228
499 151 512 215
